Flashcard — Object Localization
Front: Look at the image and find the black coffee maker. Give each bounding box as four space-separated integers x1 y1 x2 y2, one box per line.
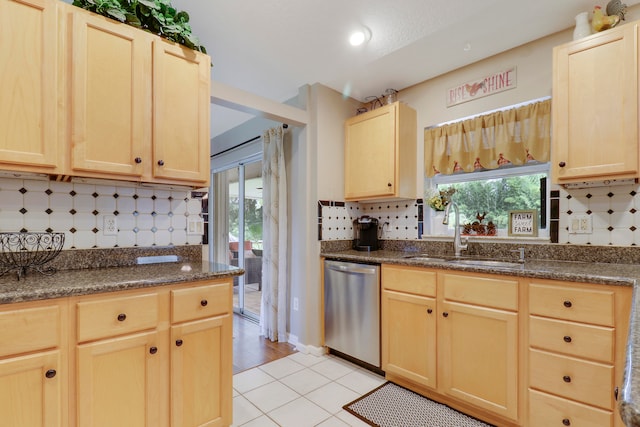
353 216 379 251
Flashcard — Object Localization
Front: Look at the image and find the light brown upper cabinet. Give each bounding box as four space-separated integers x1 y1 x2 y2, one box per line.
344 102 417 201
552 22 639 184
0 0 61 174
152 41 211 184
67 7 151 180
62 3 211 186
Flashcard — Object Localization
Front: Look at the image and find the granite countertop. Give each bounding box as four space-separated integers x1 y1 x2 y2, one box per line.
321 246 640 427
0 260 243 304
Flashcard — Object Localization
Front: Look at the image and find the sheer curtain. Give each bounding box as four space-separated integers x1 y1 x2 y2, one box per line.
424 99 551 176
260 126 288 342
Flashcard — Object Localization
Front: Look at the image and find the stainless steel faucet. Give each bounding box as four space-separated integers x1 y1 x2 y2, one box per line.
442 202 468 257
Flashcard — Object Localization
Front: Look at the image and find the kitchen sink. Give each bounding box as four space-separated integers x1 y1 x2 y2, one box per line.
446 259 524 269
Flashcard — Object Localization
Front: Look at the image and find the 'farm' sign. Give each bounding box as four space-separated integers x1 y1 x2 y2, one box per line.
447 67 517 107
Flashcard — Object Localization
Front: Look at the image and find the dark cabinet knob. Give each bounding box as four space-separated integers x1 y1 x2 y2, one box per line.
563 375 571 383
387 182 392 187
615 386 619 401
176 339 183 347
442 312 449 317
562 419 571 426
559 161 566 167
117 313 127 321
149 346 158 355
134 157 142 164
157 160 165 166
427 308 433 314
563 300 572 308
200 299 208 307
563 335 572 343
45 369 56 379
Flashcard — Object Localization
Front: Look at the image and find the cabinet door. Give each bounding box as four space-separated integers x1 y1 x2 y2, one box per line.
68 8 150 177
0 0 58 171
0 350 61 427
553 24 638 183
171 315 232 427
345 103 397 199
76 331 162 427
153 40 210 185
382 289 436 388
439 300 518 421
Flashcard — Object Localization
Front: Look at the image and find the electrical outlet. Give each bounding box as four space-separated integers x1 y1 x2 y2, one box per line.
293 297 299 311
103 215 117 235
569 215 592 234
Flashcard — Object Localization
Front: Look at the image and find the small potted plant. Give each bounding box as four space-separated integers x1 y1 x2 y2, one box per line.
72 0 207 53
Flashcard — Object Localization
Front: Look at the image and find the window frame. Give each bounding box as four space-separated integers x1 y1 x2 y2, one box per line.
425 162 551 239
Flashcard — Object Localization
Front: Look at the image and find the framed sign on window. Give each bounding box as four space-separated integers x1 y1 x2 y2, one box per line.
508 210 538 237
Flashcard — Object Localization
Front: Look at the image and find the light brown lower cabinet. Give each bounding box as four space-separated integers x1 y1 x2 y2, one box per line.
527 279 631 427
0 301 67 427
381 264 632 427
0 278 233 427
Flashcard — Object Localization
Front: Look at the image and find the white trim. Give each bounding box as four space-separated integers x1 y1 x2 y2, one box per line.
431 162 550 185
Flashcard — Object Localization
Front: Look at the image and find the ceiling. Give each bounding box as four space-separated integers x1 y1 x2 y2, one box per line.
170 0 637 138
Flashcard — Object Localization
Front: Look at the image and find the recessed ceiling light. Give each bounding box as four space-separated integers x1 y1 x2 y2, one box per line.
349 27 371 46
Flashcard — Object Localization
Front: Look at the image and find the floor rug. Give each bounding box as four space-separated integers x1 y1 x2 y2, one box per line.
343 382 494 427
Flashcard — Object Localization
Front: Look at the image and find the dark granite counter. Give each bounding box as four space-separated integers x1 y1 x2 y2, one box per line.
321 241 640 427
0 245 243 304
0 260 242 304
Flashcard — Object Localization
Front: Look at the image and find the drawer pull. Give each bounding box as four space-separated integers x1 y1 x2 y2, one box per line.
134 157 142 164
559 161 566 168
117 313 127 322
427 308 433 314
175 339 183 347
563 335 572 343
562 419 571 426
149 346 158 355
442 312 449 318
45 369 56 379
563 300 572 308
615 386 619 401
157 160 165 166
563 375 572 383
200 299 208 307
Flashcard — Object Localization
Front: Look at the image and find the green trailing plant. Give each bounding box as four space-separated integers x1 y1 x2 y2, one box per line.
72 0 207 54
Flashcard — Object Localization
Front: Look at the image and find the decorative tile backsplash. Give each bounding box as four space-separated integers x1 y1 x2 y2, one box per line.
319 200 422 241
0 177 203 250
319 182 640 246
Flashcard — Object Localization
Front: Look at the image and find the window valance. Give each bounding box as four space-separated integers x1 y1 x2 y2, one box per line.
424 99 551 177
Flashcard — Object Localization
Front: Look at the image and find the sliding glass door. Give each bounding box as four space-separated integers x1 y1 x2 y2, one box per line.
213 160 263 320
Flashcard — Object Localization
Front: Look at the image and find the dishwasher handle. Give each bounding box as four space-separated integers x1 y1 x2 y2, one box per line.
326 262 378 275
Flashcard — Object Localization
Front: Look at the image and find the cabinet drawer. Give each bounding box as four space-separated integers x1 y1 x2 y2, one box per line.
382 264 436 296
529 348 614 410
171 282 231 323
529 315 614 363
529 389 613 427
0 304 60 357
441 273 517 310
529 282 614 326
76 293 159 342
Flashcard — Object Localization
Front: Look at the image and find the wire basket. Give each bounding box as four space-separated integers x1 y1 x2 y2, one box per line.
0 232 65 280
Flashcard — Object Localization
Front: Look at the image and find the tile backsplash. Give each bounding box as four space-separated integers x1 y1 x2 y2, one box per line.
319 200 422 241
319 182 640 246
0 177 203 249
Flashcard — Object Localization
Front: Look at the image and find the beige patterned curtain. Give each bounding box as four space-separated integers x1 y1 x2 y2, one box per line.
260 126 288 342
424 99 551 177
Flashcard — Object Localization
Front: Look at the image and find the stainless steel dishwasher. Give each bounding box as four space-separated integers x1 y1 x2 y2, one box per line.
324 260 380 368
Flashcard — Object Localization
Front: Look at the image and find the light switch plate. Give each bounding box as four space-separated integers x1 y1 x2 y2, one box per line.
569 215 592 234
187 218 204 235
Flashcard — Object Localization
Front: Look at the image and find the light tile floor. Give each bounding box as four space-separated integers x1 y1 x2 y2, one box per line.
232 352 386 426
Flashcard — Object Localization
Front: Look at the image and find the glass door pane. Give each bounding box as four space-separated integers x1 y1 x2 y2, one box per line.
213 161 262 321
